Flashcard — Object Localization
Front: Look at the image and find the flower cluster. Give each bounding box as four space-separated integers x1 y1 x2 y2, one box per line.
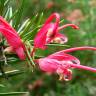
1 13 96 81
34 13 96 81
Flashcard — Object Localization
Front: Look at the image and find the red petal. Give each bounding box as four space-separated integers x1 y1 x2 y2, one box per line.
0 16 17 33
0 26 25 60
34 23 54 49
45 13 60 25
45 13 60 37
34 13 60 49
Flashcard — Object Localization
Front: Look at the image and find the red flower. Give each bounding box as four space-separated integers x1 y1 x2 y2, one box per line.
36 46 96 81
0 16 25 60
34 13 79 50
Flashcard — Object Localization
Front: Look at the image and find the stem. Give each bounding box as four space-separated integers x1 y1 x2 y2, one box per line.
71 64 96 73
63 46 96 53
31 47 36 57
58 24 79 31
24 46 35 68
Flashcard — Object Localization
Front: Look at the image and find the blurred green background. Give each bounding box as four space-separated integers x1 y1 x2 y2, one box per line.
0 0 96 96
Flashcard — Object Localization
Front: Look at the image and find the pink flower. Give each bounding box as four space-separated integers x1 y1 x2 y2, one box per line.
36 46 96 81
34 13 79 50
0 16 25 60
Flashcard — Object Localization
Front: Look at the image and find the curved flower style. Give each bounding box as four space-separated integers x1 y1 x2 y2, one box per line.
34 13 79 50
0 16 25 60
36 46 96 81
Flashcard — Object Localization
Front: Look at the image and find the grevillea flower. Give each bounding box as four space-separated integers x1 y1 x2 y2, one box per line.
34 13 79 50
36 46 96 81
0 16 25 60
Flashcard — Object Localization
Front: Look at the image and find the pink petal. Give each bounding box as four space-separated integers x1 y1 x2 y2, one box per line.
62 46 96 53
71 63 96 73
58 24 79 31
38 58 60 73
15 47 25 60
48 52 80 65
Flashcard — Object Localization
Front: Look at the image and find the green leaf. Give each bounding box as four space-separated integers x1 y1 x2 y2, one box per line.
0 84 5 87
0 92 29 96
23 25 42 41
20 14 38 37
25 44 35 71
14 0 26 30
18 19 30 33
0 70 24 78
0 0 5 15
29 40 70 47
36 12 43 26
4 7 13 26
47 43 70 47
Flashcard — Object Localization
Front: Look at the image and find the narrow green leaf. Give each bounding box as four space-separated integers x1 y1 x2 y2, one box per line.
0 92 29 96
29 40 70 47
14 0 26 30
47 43 70 47
60 19 65 24
23 25 42 41
34 55 44 59
25 44 35 67
36 12 43 26
0 70 24 78
4 6 10 19
0 84 5 87
18 19 30 33
4 0 10 6
4 7 13 26
8 10 18 21
9 7 13 26
0 0 5 15
20 14 38 37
